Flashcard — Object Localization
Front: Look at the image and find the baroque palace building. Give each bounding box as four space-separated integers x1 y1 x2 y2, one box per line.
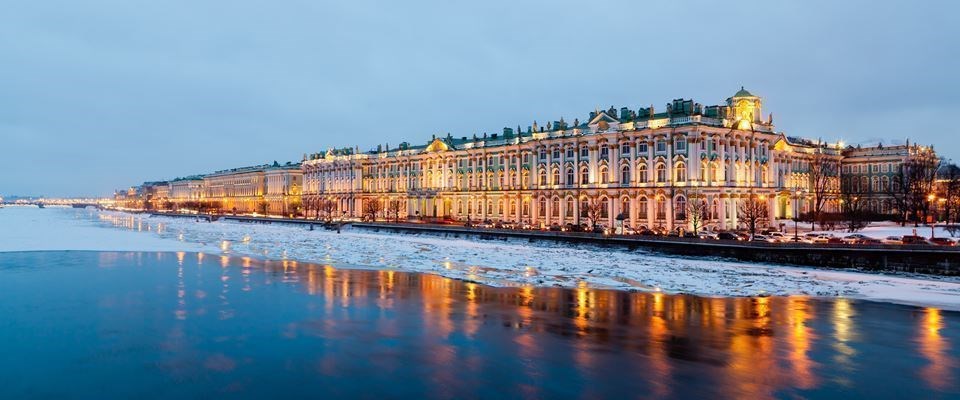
302 88 911 231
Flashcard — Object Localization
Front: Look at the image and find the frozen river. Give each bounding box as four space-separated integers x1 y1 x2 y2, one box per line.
3 206 960 309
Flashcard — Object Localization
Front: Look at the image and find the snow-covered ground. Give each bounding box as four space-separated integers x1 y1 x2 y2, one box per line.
4 206 960 310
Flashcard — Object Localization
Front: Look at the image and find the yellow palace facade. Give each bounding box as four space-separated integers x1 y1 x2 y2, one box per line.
303 89 845 231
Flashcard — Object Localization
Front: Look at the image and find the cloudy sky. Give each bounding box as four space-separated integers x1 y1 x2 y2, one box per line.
2 0 958 197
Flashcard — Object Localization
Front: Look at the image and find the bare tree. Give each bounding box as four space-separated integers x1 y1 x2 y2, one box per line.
892 156 941 226
582 198 604 228
840 191 867 232
362 199 383 222
386 199 403 223
808 150 838 230
319 199 337 222
738 195 768 238
686 191 710 235
939 163 960 224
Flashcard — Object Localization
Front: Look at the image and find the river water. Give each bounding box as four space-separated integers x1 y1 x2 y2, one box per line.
0 251 957 399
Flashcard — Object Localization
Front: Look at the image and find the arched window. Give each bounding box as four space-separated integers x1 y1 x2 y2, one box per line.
497 200 504 214
565 197 574 217
600 197 609 219
656 197 666 219
552 169 560 185
552 198 560 217
639 197 648 219
580 167 590 185
621 165 631 184
566 168 574 185
522 200 530 216
881 176 890 192
510 200 517 216
700 162 707 181
712 199 719 219
675 196 687 220
539 169 547 186
638 164 648 183
621 198 630 218
599 166 609 184
675 162 686 182
656 163 667 182
538 198 547 217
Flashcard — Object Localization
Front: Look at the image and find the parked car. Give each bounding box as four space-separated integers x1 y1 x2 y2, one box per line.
859 238 883 245
698 232 719 240
517 222 533 230
548 223 563 232
882 236 903 245
930 237 957 246
717 232 740 241
826 237 845 244
591 224 608 234
494 221 515 229
750 234 776 243
901 235 932 245
768 232 786 242
639 228 657 236
843 233 871 244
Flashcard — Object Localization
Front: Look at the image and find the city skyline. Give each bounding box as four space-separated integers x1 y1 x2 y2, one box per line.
3 0 959 197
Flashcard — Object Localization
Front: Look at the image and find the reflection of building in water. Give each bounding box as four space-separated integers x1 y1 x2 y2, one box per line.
207 256 867 397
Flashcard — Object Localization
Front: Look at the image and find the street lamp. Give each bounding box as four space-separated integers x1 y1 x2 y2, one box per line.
929 193 938 239
793 188 805 240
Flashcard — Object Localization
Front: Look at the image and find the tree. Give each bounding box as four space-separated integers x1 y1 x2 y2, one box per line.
386 200 403 222
840 193 867 232
319 199 337 222
582 198 604 228
808 150 838 230
939 163 960 224
686 191 710 235
891 156 941 226
738 195 768 238
257 200 268 215
362 199 383 222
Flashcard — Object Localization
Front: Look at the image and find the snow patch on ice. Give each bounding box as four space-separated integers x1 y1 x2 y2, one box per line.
3 206 960 310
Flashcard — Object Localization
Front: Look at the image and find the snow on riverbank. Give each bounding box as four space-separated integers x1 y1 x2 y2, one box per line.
4 206 960 310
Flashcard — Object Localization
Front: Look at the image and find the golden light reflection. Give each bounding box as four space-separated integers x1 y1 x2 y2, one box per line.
788 297 817 389
831 298 857 386
919 308 956 391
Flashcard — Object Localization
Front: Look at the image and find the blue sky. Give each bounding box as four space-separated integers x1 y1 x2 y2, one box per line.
2 0 958 196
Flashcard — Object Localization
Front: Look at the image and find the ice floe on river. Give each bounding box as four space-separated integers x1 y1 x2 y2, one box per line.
4 206 960 310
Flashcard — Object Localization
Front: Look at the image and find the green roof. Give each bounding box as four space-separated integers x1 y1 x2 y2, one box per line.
732 86 755 98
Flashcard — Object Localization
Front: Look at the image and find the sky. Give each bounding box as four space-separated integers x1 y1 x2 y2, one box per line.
2 0 958 197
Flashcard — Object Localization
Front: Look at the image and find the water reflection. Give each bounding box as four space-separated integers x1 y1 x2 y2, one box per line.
2 251 959 399
920 307 956 391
